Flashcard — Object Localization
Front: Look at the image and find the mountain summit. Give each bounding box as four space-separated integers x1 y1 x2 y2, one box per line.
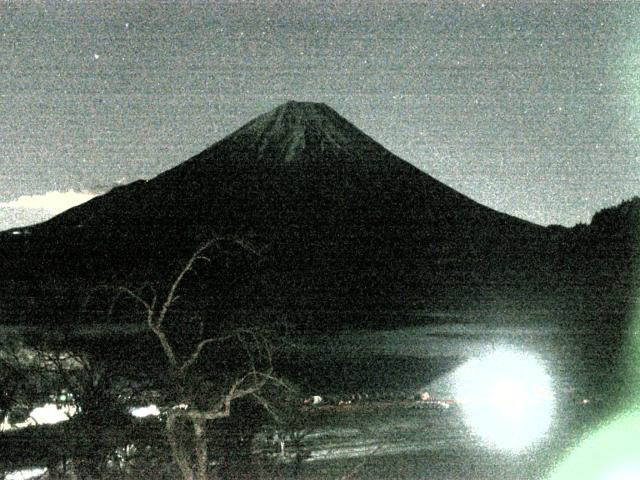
1 101 553 324
226 101 372 163
152 99 449 194
219 100 411 170
137 101 536 234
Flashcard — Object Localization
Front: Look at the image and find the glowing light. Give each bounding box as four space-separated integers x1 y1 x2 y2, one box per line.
601 462 640 480
129 404 161 418
454 347 554 451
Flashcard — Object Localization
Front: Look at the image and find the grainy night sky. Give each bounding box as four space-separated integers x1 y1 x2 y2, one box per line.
1 0 638 230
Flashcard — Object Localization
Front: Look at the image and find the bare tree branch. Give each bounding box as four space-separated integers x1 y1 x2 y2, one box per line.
157 239 219 328
165 412 194 480
100 235 286 480
177 334 234 376
149 323 178 368
115 286 153 313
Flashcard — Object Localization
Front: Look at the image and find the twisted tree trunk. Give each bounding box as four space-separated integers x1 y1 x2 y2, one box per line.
166 412 196 480
193 418 209 480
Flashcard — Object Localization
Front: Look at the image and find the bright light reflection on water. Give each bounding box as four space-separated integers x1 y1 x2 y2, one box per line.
1 403 77 431
454 347 555 452
4 467 47 480
129 404 161 418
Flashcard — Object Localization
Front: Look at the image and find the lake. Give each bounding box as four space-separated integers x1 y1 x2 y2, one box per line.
0 316 634 479
270 320 626 479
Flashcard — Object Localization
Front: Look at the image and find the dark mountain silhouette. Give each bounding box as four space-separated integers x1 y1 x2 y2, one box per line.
0 102 636 327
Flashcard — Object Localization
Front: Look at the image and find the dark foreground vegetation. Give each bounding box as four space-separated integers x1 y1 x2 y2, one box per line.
1 326 458 480
0 239 307 480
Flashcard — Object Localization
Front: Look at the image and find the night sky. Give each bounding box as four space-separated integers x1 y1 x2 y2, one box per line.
1 0 638 231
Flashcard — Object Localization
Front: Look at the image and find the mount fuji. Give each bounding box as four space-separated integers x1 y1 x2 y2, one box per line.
1 101 632 327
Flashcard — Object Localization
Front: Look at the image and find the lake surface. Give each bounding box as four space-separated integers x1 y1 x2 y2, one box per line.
272 320 630 479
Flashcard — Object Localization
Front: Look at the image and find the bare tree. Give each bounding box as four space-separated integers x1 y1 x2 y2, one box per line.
0 338 26 426
107 237 287 480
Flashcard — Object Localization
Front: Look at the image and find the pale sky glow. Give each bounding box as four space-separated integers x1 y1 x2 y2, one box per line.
0 190 99 229
0 189 98 213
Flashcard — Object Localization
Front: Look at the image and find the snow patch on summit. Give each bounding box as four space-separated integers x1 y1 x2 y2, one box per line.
283 126 306 163
231 101 371 163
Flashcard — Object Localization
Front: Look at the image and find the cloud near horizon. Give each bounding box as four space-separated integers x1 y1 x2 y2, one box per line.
0 189 100 214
